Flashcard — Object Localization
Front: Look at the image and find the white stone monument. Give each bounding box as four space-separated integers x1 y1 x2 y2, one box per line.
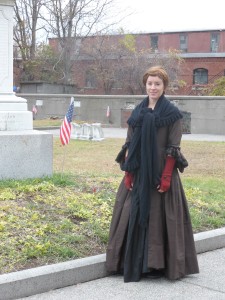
0 0 53 179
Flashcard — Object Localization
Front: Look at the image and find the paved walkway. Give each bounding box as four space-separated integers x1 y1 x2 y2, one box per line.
102 128 225 141
20 247 225 300
44 127 225 142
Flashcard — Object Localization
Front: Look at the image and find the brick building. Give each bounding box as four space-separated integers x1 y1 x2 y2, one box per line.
18 29 225 95
163 29 225 94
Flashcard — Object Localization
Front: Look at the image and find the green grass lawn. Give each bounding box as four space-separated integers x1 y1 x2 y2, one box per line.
33 119 62 127
0 137 224 274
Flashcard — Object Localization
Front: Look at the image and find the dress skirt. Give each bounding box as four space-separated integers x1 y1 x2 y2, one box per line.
106 169 199 281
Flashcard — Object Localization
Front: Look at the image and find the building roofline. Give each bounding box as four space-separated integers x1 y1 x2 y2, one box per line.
48 28 225 41
180 52 225 58
129 28 225 35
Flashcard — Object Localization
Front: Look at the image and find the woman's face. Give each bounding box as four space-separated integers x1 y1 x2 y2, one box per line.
146 75 164 101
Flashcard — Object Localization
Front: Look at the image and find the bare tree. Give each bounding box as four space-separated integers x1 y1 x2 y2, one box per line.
114 35 185 94
44 0 117 84
13 0 45 61
116 37 152 95
79 34 127 94
13 0 133 86
80 33 185 95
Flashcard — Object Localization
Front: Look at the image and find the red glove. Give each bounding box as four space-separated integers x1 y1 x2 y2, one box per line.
124 172 134 190
160 156 176 192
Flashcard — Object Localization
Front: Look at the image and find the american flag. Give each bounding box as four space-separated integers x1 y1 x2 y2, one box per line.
60 97 74 145
106 106 110 117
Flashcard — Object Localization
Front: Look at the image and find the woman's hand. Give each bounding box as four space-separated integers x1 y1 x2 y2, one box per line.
157 185 164 193
124 172 134 190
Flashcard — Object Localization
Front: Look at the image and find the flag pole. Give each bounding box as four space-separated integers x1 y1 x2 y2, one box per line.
59 96 75 179
106 106 110 123
61 145 67 179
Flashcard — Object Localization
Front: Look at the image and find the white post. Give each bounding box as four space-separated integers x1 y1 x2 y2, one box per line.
0 0 32 131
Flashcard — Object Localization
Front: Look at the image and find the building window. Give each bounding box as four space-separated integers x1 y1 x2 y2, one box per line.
85 69 97 88
193 68 208 84
150 35 158 52
180 34 188 52
211 33 219 52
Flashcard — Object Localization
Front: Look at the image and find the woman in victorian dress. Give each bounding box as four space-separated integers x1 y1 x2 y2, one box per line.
106 66 199 282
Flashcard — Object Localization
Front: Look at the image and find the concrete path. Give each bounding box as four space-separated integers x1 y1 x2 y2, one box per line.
103 128 225 141
44 127 225 142
19 247 225 300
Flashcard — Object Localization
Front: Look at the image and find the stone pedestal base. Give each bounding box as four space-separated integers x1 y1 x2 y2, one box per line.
0 111 33 130
0 94 33 130
0 130 53 180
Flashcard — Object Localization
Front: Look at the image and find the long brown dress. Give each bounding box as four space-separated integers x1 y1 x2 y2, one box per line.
106 119 199 281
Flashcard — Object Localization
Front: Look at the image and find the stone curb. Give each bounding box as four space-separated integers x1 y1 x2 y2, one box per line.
0 227 225 300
